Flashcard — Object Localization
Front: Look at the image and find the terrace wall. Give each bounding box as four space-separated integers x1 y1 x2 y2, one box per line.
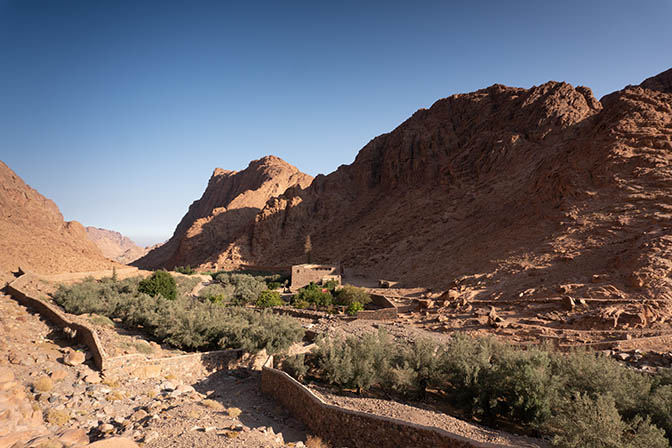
261 363 513 448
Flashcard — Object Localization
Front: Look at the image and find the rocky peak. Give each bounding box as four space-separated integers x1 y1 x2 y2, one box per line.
134 155 312 269
640 67 672 94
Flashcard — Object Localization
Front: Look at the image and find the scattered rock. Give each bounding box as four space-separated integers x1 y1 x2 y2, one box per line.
63 350 86 367
132 365 161 379
98 423 114 434
57 428 89 446
563 296 576 311
86 437 140 448
50 370 68 382
84 373 101 384
130 409 148 422
142 431 159 444
159 381 175 391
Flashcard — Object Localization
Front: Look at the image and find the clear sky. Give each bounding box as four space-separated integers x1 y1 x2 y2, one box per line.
1 0 671 246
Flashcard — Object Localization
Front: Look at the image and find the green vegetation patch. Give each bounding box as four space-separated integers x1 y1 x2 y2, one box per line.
282 331 672 448
53 274 303 354
138 270 177 300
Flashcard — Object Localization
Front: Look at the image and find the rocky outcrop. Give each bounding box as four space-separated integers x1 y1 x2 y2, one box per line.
135 69 672 325
244 70 672 317
85 227 148 264
134 156 312 270
0 161 116 278
640 67 672 94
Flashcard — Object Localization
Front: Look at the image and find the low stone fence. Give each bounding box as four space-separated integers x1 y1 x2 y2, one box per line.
357 293 397 320
272 293 397 322
105 350 244 379
261 362 515 448
5 272 108 370
4 271 244 376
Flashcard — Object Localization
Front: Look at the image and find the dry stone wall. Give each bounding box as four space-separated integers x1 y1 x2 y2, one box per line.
261 364 508 448
5 272 108 370
4 271 242 377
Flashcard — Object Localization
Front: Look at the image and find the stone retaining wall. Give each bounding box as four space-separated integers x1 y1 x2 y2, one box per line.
4 272 243 376
261 364 506 448
5 273 108 370
105 349 244 378
357 293 397 320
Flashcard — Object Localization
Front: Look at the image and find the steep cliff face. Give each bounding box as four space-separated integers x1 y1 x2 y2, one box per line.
250 82 603 277
0 161 115 279
134 156 313 269
85 227 148 264
246 72 672 318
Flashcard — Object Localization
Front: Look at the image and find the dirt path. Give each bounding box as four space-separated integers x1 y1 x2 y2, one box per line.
309 384 546 447
0 291 309 447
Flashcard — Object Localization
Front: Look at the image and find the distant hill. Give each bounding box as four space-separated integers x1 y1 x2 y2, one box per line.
0 160 116 283
85 226 149 264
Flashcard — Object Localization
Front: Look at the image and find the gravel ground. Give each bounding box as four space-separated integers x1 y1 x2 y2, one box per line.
309 385 547 448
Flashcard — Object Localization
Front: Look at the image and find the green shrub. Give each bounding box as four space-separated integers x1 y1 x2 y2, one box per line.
315 330 393 392
335 285 371 306
346 301 364 315
217 309 304 354
214 273 267 305
282 354 308 381
391 338 446 397
199 283 235 303
547 393 668 448
174 265 195 275
266 281 282 290
294 283 332 307
175 275 201 297
52 276 304 354
293 298 310 309
256 290 284 308
138 271 177 300
323 279 339 292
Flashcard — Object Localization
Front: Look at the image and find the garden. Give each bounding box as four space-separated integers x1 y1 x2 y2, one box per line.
279 330 672 448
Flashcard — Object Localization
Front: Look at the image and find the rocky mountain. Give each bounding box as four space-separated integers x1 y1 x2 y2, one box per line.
134 156 313 270
85 227 148 264
0 161 115 283
242 69 672 319
136 69 672 326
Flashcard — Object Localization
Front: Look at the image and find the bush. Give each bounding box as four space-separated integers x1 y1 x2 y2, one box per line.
346 301 364 315
214 273 267 305
266 281 283 290
315 330 393 392
283 354 308 381
175 275 201 297
199 283 235 303
256 290 284 308
335 285 371 306
304 331 672 447
138 271 177 300
323 279 339 292
547 394 668 448
293 298 310 309
52 276 304 354
174 265 195 275
294 283 333 307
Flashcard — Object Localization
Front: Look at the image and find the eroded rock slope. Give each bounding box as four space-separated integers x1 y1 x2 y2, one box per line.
134 156 312 270
0 161 115 282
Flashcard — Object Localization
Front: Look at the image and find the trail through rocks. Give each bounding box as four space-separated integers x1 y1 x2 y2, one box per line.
0 291 308 447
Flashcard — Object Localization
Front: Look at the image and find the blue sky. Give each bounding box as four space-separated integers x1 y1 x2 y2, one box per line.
1 0 671 246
